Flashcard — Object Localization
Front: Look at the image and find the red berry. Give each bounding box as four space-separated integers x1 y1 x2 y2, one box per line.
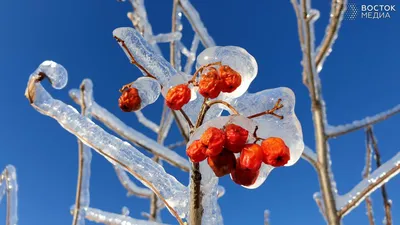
261 137 290 167
119 87 141 112
186 140 207 163
224 124 249 153
199 67 222 99
207 148 236 177
239 144 263 171
166 84 191 110
200 127 226 156
231 158 259 186
219 65 242 93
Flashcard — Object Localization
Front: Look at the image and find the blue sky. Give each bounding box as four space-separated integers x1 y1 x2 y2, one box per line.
0 0 399 224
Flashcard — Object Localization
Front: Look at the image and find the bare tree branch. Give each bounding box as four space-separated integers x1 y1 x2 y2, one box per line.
315 0 346 70
367 127 393 225
326 104 400 138
364 131 375 225
338 152 400 217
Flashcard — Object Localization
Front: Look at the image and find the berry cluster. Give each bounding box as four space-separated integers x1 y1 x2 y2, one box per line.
166 63 242 110
186 124 290 186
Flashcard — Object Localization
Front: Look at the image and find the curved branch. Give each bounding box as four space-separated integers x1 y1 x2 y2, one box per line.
26 66 187 225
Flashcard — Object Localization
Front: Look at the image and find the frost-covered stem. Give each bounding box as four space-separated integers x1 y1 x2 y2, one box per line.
264 210 270 225
1 165 17 225
189 162 202 225
72 84 88 225
315 0 346 69
364 132 375 225
302 146 319 169
314 193 327 221
167 141 186 149
298 0 340 223
134 111 160 133
367 127 392 225
327 104 400 138
149 156 160 221
338 152 400 217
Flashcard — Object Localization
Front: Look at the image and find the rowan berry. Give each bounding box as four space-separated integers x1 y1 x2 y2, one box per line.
119 87 141 112
207 148 236 177
261 137 290 167
186 140 207 163
231 158 259 186
219 65 242 93
200 127 226 157
198 67 222 99
224 124 249 153
239 144 263 171
165 84 191 110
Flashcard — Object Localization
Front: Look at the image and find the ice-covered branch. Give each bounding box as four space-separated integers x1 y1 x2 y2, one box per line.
72 80 93 225
0 165 18 225
114 165 152 198
302 146 318 169
25 61 188 224
363 134 375 225
326 104 400 138
337 152 400 217
183 35 200 74
178 0 215 48
150 32 182 44
134 111 160 133
264 210 270 225
313 193 326 221
315 0 347 71
70 88 190 172
367 127 393 225
71 206 168 225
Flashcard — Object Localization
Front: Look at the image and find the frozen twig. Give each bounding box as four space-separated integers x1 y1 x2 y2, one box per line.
150 32 182 44
302 146 319 169
134 111 160 133
0 165 18 225
313 193 326 221
167 141 186 149
264 210 270 225
72 80 93 225
71 206 169 225
25 64 187 224
183 35 200 74
315 0 347 71
326 104 400 138
367 127 393 225
337 152 400 217
114 165 152 198
178 0 215 48
363 132 375 225
70 89 190 172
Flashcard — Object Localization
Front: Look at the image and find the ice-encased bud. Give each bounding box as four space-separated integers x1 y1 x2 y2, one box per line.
33 60 68 89
232 87 304 166
131 77 161 109
196 46 258 98
113 27 178 86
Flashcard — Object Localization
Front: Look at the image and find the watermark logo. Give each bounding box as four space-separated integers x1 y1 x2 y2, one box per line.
344 3 396 20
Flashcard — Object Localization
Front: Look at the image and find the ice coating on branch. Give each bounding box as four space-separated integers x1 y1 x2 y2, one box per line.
199 161 223 225
33 60 68 89
113 27 178 86
183 35 200 74
196 46 258 98
134 111 160 133
69 89 190 171
325 104 400 137
179 0 215 47
231 87 304 166
72 207 169 225
0 165 18 225
130 77 161 109
150 32 182 44
28 62 189 218
114 165 152 198
336 152 400 214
